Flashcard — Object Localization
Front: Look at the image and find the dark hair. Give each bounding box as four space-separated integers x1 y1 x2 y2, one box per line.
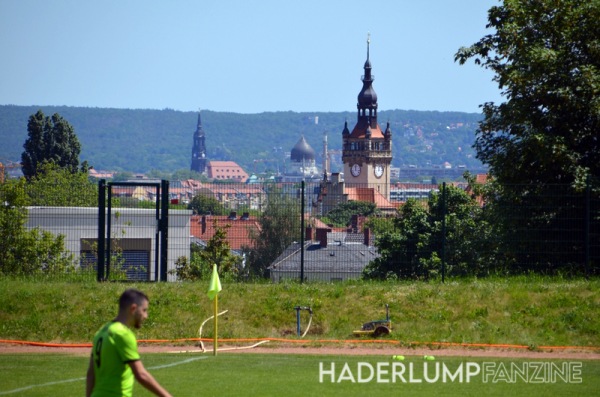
119 289 149 311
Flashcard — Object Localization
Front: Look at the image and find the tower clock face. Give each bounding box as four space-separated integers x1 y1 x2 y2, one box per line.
374 164 384 178
351 164 361 177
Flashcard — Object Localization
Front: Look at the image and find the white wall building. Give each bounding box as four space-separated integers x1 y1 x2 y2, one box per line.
26 207 191 281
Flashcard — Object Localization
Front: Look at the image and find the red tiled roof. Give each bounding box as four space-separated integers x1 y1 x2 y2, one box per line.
88 169 115 179
190 215 260 250
349 119 385 139
207 161 249 182
475 174 489 184
465 173 490 206
180 179 203 189
345 187 395 209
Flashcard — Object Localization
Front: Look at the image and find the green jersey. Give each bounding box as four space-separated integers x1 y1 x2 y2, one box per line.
91 321 141 397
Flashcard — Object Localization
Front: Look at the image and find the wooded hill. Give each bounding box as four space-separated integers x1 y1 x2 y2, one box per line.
0 105 483 174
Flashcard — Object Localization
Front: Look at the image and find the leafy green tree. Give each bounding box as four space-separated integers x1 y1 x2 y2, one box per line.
170 221 241 281
455 0 600 273
425 184 491 277
363 199 431 280
146 169 172 180
170 169 206 182
322 201 379 227
456 0 599 187
364 185 488 280
111 171 135 182
21 110 83 179
26 162 97 207
365 216 395 237
188 192 226 215
246 188 301 278
0 179 74 275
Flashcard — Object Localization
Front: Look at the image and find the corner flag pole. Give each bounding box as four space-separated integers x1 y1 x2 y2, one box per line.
213 294 218 356
207 264 222 356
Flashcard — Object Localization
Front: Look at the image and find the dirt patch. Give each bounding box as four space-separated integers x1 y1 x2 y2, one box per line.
1 342 598 360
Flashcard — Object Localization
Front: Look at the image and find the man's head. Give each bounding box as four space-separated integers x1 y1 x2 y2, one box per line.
118 289 149 329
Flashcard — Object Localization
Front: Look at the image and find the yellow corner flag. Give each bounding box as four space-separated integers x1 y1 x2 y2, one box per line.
207 264 222 356
207 264 222 300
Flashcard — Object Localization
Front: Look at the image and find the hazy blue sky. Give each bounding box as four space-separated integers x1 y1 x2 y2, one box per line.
0 0 502 114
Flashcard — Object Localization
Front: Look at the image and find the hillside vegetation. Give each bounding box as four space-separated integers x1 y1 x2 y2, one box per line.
0 105 482 173
1 278 598 349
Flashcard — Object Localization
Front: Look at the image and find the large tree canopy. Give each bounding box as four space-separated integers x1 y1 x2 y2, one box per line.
323 200 379 227
455 0 599 188
455 0 600 274
364 185 488 280
26 162 97 207
0 179 74 275
21 110 83 178
188 191 226 215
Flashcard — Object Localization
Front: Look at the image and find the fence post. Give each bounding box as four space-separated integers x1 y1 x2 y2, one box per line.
300 181 305 283
160 180 169 282
585 175 590 279
154 184 160 282
106 184 113 280
441 182 447 283
97 179 106 282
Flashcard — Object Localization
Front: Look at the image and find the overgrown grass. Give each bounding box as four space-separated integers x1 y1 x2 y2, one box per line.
0 277 598 348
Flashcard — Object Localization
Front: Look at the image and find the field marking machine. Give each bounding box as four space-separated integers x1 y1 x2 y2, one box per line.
353 304 392 337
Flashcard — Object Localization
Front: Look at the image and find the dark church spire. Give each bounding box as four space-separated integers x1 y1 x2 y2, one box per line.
190 110 207 173
357 33 378 124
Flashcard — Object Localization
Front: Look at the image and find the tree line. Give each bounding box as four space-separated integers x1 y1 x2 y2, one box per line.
0 106 482 174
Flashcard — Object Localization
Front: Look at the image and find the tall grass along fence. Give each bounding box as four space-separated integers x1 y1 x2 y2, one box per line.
1 178 598 282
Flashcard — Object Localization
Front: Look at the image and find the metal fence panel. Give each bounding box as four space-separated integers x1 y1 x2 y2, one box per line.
1 179 597 281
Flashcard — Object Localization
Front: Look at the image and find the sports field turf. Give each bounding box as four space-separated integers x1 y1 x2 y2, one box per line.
0 353 598 396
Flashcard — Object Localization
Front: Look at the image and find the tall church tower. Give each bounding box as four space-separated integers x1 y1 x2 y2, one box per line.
190 111 207 174
342 35 392 199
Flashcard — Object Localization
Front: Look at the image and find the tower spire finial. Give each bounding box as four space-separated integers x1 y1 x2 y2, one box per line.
367 32 370 61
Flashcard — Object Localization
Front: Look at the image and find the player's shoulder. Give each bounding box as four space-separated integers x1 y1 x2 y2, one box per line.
94 321 132 338
108 321 134 336
94 322 113 338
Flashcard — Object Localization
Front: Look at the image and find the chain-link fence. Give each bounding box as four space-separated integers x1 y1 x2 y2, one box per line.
1 178 598 282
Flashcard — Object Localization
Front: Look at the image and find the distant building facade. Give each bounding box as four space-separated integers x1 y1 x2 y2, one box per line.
206 160 249 182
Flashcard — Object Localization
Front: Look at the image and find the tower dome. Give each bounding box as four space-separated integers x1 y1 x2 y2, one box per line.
358 84 378 107
357 34 377 108
291 135 316 161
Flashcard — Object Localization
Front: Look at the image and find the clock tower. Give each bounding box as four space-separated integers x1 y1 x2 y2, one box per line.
342 35 392 199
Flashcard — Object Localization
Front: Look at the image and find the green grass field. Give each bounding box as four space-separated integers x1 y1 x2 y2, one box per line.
0 353 598 396
1 278 598 396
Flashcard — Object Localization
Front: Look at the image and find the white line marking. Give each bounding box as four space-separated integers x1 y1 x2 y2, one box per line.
149 356 207 369
0 377 85 395
0 356 207 395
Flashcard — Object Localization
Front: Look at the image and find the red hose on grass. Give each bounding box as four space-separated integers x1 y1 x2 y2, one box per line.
1 338 598 351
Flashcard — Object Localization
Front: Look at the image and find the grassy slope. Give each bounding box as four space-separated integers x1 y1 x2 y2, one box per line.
0 278 598 348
